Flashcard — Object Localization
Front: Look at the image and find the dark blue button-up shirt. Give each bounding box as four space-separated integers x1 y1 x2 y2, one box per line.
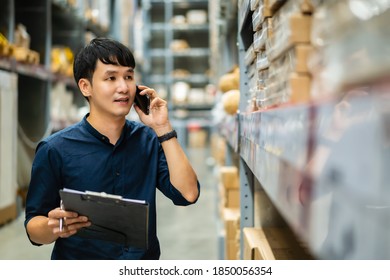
24 115 199 260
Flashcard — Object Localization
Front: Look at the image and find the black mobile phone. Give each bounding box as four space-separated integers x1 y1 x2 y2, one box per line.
134 86 150 115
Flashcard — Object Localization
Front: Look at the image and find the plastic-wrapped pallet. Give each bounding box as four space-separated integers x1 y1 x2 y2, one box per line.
0 70 18 225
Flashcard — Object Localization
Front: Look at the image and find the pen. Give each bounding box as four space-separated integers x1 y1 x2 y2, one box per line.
59 200 64 232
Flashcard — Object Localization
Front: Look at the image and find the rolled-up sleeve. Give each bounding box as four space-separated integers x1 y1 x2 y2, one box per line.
156 145 200 206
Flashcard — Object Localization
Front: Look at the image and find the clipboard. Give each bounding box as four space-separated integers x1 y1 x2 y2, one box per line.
59 188 149 249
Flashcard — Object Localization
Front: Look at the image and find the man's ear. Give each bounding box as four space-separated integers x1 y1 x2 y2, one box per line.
78 78 92 98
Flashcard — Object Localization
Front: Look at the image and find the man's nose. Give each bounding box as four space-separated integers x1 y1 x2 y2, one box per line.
117 78 129 92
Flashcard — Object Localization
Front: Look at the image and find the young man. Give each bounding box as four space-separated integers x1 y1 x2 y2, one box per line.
24 38 200 259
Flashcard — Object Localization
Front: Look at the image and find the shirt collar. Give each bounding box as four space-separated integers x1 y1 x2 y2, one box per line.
81 113 129 146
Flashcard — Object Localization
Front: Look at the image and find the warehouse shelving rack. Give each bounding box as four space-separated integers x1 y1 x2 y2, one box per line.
215 0 390 260
140 0 214 150
0 0 131 199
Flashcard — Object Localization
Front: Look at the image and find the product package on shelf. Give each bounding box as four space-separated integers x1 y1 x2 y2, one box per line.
267 69 311 105
250 14 273 111
269 0 314 13
257 0 314 106
267 0 312 62
13 47 40 65
257 0 274 19
51 46 74 76
252 4 262 31
0 33 14 58
252 17 273 109
186 9 208 25
247 62 259 112
12 24 40 65
256 50 270 71
244 44 256 67
253 18 272 52
255 69 271 109
268 0 287 12
256 44 312 107
250 0 260 11
309 0 390 99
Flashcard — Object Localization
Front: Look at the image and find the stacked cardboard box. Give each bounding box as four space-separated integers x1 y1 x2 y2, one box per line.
251 0 314 109
223 208 241 260
218 166 240 213
218 165 241 259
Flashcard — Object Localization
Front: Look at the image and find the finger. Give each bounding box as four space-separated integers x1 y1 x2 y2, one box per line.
150 97 167 109
49 209 78 220
65 221 91 232
136 85 151 96
56 221 91 238
65 215 89 225
142 88 156 99
57 226 77 238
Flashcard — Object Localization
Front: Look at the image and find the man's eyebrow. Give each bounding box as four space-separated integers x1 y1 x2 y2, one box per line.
104 68 134 75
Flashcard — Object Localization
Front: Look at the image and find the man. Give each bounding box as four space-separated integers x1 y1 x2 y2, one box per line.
24 38 200 259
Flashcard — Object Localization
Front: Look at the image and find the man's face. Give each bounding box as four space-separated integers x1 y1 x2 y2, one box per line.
87 59 136 119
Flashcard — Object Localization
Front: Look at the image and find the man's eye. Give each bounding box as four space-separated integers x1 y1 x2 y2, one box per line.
107 77 115 81
125 76 133 80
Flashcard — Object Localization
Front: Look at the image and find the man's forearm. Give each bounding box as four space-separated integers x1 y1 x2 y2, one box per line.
160 138 199 203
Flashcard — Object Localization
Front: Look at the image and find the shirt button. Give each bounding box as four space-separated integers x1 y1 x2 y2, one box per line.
116 172 120 176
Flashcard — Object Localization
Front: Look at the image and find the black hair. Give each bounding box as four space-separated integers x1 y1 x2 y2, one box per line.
73 37 136 86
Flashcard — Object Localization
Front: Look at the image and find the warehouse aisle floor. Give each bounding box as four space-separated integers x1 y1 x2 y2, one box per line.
0 146 219 260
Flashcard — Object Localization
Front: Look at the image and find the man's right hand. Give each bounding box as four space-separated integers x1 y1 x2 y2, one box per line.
48 207 91 238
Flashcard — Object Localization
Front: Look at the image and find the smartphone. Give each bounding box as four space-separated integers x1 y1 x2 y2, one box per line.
134 86 150 115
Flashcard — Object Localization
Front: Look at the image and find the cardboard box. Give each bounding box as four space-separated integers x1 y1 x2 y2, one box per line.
288 15 311 47
223 208 240 240
268 14 312 61
266 71 311 104
0 202 17 226
219 184 240 213
223 208 241 260
289 72 311 103
243 227 313 260
226 239 240 260
188 129 207 148
210 134 226 166
226 188 240 208
243 227 264 260
268 0 314 13
273 44 312 74
219 166 239 189
268 0 285 12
